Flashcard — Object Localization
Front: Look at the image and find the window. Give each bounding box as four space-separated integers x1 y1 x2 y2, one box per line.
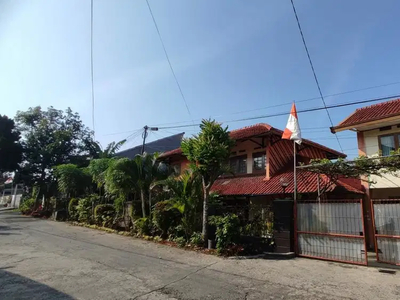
379 134 398 156
230 156 247 174
253 153 266 172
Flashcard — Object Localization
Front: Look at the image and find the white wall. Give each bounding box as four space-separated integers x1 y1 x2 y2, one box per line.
363 126 400 189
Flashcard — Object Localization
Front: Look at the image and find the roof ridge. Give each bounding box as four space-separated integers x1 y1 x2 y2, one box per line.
333 98 400 131
354 98 400 112
229 123 272 133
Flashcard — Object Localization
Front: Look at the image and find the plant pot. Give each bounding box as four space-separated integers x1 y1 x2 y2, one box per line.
208 239 215 249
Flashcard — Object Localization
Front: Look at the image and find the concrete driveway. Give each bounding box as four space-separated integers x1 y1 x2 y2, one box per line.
0 211 399 300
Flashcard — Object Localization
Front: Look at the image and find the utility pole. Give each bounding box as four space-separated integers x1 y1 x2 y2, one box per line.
141 125 159 154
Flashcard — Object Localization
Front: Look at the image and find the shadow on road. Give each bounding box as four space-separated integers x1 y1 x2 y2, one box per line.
0 268 74 300
0 225 20 236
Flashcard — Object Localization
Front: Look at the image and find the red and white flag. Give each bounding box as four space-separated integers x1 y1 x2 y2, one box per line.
282 103 302 144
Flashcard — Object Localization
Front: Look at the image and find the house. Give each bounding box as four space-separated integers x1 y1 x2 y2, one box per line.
331 98 400 198
331 98 400 251
160 123 364 254
160 123 362 204
116 133 184 159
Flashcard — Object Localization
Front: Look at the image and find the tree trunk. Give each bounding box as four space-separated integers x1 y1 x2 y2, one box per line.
148 189 152 218
202 181 210 246
34 186 42 210
140 190 146 218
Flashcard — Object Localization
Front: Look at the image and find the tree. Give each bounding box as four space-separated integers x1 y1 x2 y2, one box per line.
87 140 126 159
15 106 95 203
54 164 92 198
133 152 169 218
181 119 235 243
87 158 113 191
104 158 137 206
303 153 400 190
156 170 203 239
0 115 22 173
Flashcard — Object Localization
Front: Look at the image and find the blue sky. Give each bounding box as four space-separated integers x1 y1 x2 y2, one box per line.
1 0 400 158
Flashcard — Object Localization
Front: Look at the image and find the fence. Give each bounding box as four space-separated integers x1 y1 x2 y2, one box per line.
296 199 367 265
371 199 400 266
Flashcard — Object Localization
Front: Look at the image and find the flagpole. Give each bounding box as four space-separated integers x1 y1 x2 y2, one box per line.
293 141 298 255
293 141 297 203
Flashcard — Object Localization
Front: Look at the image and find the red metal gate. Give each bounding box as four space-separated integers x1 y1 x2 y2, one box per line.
296 199 368 265
371 199 400 266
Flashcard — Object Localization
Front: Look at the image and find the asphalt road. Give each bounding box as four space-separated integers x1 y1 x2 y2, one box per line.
0 211 399 300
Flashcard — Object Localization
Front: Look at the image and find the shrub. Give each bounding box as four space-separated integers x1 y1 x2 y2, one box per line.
113 195 125 215
19 198 35 215
152 200 179 237
209 214 241 253
134 217 152 236
68 198 79 221
189 232 204 247
173 236 186 248
168 224 186 241
76 197 93 223
48 197 57 211
94 204 116 227
153 236 163 243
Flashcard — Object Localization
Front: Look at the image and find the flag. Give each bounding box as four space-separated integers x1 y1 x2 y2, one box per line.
4 178 13 184
282 103 302 144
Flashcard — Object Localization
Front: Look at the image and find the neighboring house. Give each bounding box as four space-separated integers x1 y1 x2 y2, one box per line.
116 133 184 159
331 98 400 198
331 98 400 250
160 123 362 203
160 123 364 254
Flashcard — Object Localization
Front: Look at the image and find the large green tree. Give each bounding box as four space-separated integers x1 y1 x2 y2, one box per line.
181 119 235 242
54 164 92 198
104 157 137 213
15 106 95 201
0 115 22 173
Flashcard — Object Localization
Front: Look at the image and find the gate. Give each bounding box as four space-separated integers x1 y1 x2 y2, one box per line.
296 199 368 265
371 199 400 266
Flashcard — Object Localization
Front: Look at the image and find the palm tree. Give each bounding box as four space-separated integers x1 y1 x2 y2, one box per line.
104 158 137 205
88 140 126 159
133 152 169 218
87 158 114 199
156 170 203 239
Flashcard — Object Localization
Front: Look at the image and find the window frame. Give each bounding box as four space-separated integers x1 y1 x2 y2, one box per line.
252 152 266 173
378 133 400 156
230 155 247 174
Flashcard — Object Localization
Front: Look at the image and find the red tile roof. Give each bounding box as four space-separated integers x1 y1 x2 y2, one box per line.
160 123 345 158
332 98 400 131
160 148 182 157
229 123 272 140
211 170 363 196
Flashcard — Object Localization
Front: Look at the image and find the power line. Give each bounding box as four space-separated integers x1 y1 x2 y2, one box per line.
90 0 95 137
125 129 145 142
290 0 343 152
158 95 400 129
102 128 143 137
154 94 400 129
147 80 400 129
145 0 193 123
